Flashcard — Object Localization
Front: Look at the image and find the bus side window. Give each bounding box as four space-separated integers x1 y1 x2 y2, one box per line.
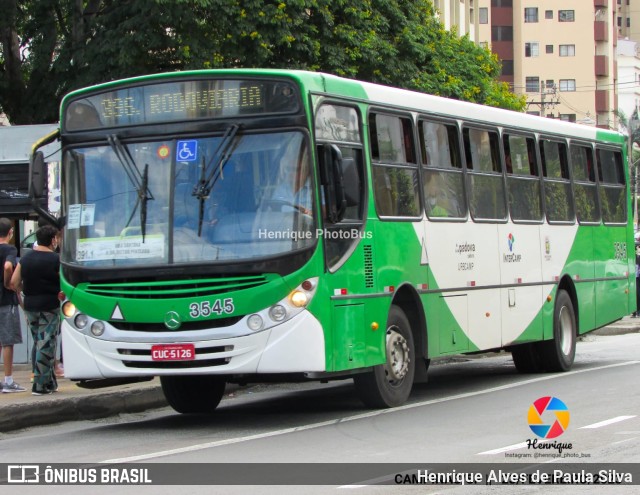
419 120 466 219
463 127 506 221
504 134 543 222
370 113 420 218
570 144 600 224
541 139 574 223
596 148 626 224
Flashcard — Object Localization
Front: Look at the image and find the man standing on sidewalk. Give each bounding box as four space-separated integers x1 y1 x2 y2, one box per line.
11 224 60 396
0 218 26 393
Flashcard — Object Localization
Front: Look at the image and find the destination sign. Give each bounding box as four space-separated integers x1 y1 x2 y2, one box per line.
64 78 300 131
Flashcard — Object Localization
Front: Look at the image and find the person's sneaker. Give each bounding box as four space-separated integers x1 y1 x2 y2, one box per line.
2 382 27 393
55 364 64 377
31 389 53 396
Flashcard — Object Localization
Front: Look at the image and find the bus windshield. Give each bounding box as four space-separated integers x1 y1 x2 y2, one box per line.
61 130 315 267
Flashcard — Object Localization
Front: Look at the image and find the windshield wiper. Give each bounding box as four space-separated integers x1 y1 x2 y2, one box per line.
192 124 241 236
108 134 154 241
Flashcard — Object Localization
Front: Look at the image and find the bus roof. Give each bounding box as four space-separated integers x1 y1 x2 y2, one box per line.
0 124 60 164
60 68 625 145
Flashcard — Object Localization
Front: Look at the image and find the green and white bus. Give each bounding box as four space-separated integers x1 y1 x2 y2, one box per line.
30 69 635 412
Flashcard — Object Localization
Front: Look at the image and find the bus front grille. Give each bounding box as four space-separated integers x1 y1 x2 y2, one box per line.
83 274 269 299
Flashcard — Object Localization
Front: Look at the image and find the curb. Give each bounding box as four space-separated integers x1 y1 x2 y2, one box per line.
0 387 167 433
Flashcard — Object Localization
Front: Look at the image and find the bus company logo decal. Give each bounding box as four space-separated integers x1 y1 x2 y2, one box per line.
544 236 552 261
528 396 570 439
164 311 182 330
503 233 522 263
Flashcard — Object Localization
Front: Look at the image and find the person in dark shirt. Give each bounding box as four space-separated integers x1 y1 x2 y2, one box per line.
11 225 61 395
0 218 26 393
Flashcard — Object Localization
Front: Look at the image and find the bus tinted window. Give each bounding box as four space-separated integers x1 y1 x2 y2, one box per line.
571 144 600 224
463 127 506 221
504 134 542 222
597 148 626 224
370 114 420 217
541 139 574 223
315 105 361 143
420 120 466 219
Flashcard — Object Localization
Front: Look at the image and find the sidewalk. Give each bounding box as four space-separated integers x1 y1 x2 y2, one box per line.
1 317 639 433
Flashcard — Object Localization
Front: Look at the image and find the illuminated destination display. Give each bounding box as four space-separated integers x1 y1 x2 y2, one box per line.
64 78 299 131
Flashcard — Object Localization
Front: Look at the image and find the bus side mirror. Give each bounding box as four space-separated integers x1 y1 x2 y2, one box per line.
29 151 47 200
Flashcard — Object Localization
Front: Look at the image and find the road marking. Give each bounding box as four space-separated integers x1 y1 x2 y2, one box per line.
101 360 639 464
477 440 544 456
579 415 636 429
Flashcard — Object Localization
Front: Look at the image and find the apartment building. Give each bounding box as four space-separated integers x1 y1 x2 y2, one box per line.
433 0 480 41
617 0 640 41
617 38 640 122
477 0 618 129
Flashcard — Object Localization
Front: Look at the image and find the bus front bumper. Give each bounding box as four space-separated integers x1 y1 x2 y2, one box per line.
62 310 326 379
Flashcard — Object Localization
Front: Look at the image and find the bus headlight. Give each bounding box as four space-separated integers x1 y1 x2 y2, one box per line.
74 314 89 329
269 304 287 321
91 321 106 336
290 291 308 308
62 301 77 318
247 314 264 331
243 278 319 332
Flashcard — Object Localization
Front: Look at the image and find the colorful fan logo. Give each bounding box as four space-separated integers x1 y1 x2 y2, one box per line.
507 233 515 252
528 396 570 439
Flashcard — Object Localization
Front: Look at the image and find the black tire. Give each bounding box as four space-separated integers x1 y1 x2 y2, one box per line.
511 342 544 373
160 375 226 414
539 289 576 372
354 305 415 408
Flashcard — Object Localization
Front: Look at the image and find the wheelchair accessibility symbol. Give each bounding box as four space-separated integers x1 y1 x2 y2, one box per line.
176 140 198 162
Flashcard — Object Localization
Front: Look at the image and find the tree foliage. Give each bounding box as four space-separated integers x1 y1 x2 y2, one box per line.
1 0 525 124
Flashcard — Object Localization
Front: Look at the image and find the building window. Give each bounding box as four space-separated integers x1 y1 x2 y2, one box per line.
559 45 576 57
627 17 631 28
491 0 512 6
525 7 539 23
559 79 576 92
546 80 555 89
618 17 622 27
479 7 488 24
501 60 514 76
546 45 553 54
545 10 553 19
492 26 513 41
560 114 576 123
559 10 575 22
526 77 540 93
525 42 539 57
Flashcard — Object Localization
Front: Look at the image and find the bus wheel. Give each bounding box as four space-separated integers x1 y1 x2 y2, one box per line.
160 375 226 414
511 343 544 373
540 289 576 372
354 305 415 408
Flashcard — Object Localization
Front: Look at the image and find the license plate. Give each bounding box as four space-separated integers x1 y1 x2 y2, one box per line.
151 344 195 361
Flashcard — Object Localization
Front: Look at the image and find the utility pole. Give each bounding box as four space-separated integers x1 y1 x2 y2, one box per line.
527 82 559 117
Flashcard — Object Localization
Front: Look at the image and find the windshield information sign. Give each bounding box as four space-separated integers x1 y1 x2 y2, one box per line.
64 78 300 131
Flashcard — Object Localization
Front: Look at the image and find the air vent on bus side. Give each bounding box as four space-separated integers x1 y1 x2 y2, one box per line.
363 244 374 288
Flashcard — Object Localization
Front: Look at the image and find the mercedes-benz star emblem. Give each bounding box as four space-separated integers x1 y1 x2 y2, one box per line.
164 311 182 330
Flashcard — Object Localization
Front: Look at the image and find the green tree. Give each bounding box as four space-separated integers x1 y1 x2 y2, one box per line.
1 0 525 125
